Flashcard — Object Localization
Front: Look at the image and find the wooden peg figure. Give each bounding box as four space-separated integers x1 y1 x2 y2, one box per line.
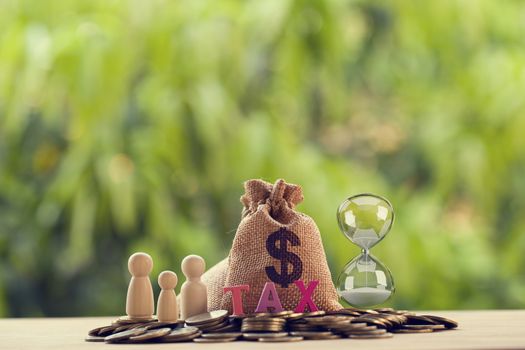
157 270 179 322
126 252 154 319
180 255 207 320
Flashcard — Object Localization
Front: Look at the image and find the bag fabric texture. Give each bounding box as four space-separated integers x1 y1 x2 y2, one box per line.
202 178 341 313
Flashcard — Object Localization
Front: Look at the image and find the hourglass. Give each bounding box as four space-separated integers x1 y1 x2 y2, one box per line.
336 194 395 307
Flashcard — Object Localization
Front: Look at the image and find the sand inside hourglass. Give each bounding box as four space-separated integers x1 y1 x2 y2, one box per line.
339 287 392 306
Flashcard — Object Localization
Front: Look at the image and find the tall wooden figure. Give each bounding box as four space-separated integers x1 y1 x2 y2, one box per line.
157 270 179 322
126 252 154 319
180 255 207 319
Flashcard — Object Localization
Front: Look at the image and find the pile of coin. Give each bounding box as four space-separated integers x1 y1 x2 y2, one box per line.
86 307 458 343
185 310 238 333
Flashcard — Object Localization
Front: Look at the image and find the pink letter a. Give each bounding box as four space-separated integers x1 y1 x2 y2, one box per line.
255 282 284 313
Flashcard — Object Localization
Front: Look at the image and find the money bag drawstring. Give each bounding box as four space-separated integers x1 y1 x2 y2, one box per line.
268 179 288 219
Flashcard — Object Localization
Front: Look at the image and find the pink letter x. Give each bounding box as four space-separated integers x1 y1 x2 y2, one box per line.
293 280 319 312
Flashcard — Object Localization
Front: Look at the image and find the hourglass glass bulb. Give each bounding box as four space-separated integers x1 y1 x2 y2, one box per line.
337 194 394 250
337 253 394 307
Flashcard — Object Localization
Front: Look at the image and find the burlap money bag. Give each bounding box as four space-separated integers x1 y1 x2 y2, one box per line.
202 178 341 313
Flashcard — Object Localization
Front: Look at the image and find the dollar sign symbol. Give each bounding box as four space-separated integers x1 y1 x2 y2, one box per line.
265 227 303 288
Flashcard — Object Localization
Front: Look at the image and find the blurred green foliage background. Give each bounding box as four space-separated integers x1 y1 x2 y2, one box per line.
1 0 525 317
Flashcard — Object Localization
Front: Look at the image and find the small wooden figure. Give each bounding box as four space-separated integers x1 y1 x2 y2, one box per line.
126 252 154 319
157 270 179 322
180 255 207 320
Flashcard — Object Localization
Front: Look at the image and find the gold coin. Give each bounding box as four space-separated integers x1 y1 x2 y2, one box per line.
421 315 459 329
195 317 229 327
242 322 284 327
160 326 200 339
129 328 172 342
326 309 362 317
362 315 394 327
301 311 326 318
198 320 230 332
97 325 120 336
242 321 285 327
116 316 156 324
332 322 369 330
201 332 242 339
288 327 321 332
354 317 389 328
208 324 239 333
241 327 284 332
403 324 445 330
242 324 284 329
343 328 387 336
145 321 184 330
405 315 438 325
374 308 395 313
104 328 146 343
88 326 107 336
285 313 308 321
386 314 407 326
362 309 380 315
84 335 105 342
396 310 416 316
244 317 286 323
377 313 403 326
242 325 285 331
186 310 229 326
160 329 202 342
193 337 238 343
308 334 342 340
338 307 364 313
258 336 304 342
287 326 321 332
113 324 135 333
289 331 333 338
392 328 433 333
254 310 293 317
128 323 152 331
349 332 394 339
305 315 353 326
242 332 289 340
229 314 253 320
340 325 378 332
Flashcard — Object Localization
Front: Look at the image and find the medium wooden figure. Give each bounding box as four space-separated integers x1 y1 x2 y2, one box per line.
180 255 207 319
126 252 154 319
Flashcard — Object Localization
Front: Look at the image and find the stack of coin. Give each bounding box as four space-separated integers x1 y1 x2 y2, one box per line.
241 317 286 333
286 310 326 332
185 310 235 333
86 308 459 344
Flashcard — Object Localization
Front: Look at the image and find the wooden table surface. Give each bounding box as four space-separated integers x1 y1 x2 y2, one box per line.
2 310 524 350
